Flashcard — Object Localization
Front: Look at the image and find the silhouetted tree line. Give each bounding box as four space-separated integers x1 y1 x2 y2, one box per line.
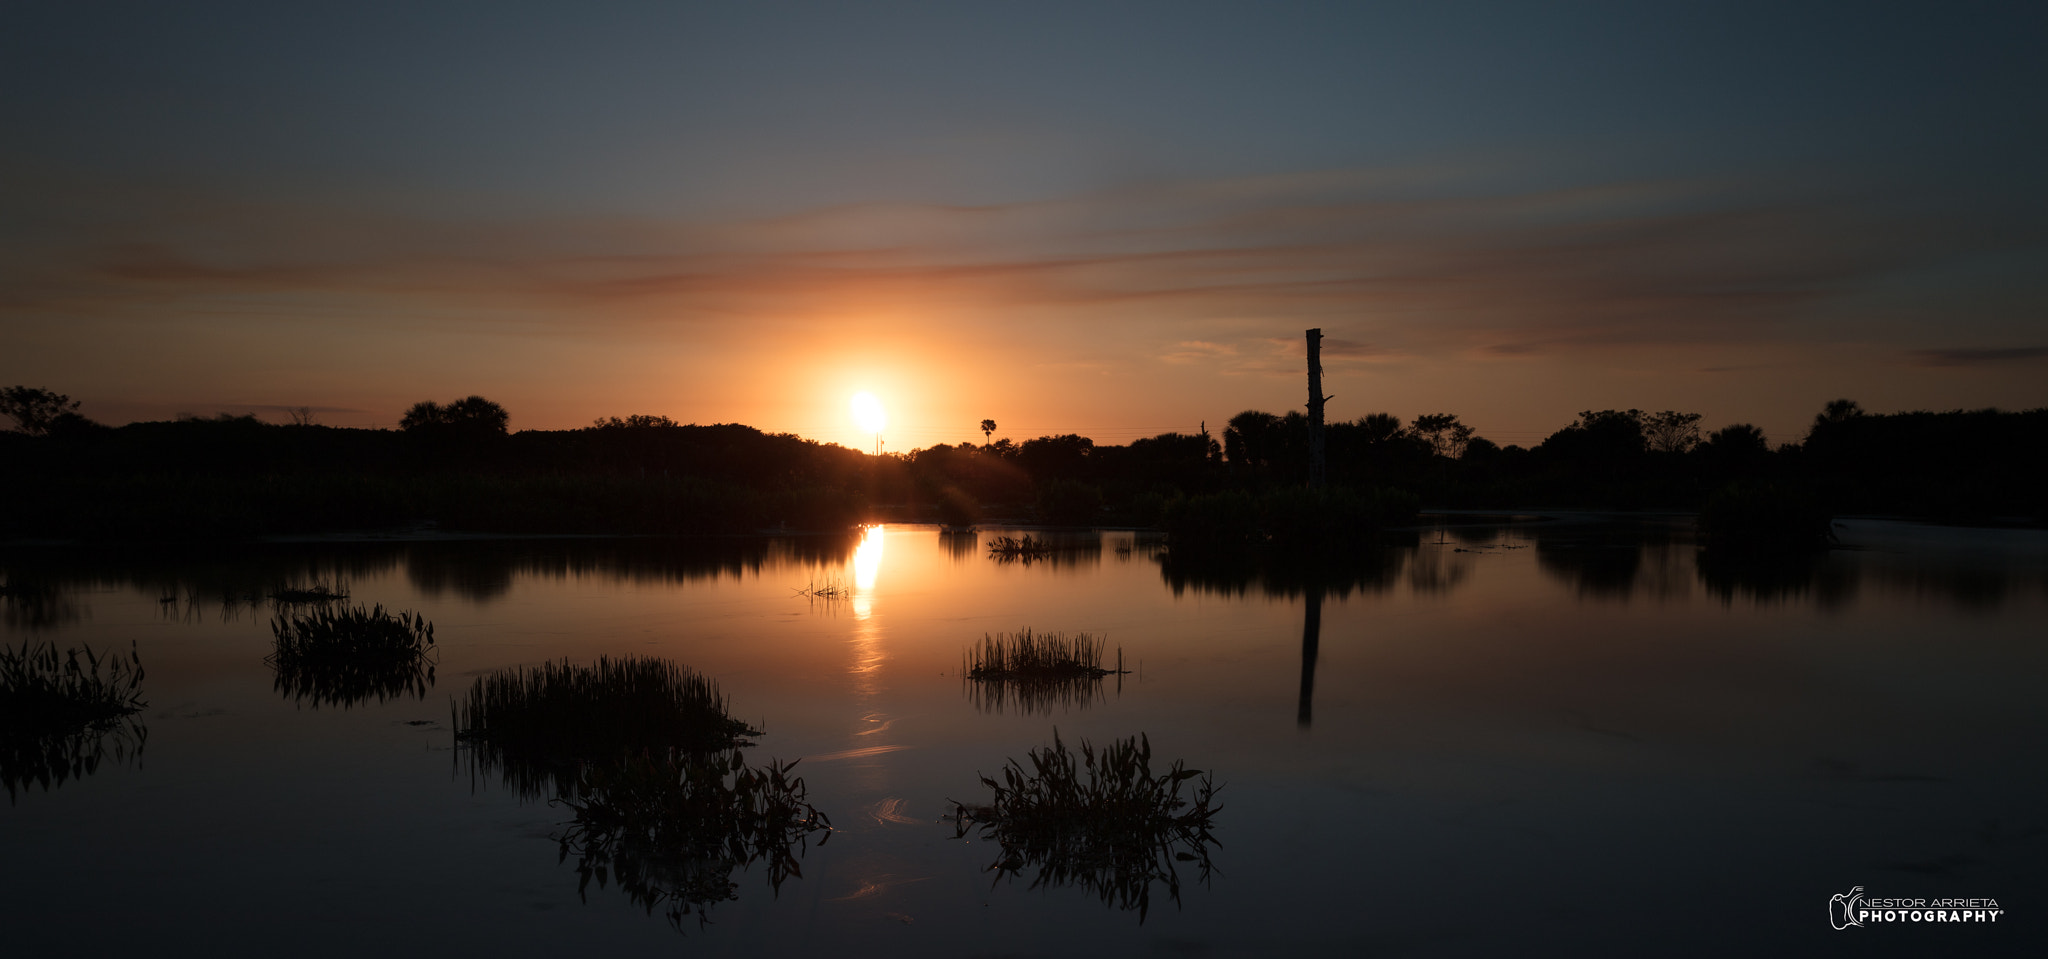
898 401 2045 527
2 387 2041 540
0 393 875 540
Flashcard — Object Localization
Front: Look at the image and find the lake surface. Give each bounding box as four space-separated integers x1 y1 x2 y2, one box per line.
2 518 2043 957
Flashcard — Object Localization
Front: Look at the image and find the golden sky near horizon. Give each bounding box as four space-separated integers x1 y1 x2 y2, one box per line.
3 4 2044 452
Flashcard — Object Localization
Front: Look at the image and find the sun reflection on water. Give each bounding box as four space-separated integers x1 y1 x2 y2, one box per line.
852 524 884 619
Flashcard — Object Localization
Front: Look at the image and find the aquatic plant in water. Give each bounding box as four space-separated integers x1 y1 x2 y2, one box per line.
0 640 148 801
986 535 1057 559
457 656 759 799
964 630 1127 716
555 749 832 931
267 582 350 605
950 731 1221 921
267 604 436 708
966 629 1122 680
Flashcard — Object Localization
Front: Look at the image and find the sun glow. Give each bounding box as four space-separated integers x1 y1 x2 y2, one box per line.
851 391 888 434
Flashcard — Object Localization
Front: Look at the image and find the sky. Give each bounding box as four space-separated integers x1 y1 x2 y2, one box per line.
3 0 2044 452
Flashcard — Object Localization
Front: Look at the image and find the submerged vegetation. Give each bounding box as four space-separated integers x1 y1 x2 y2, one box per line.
268 604 436 707
950 731 1221 922
457 656 759 799
556 750 832 931
0 640 148 801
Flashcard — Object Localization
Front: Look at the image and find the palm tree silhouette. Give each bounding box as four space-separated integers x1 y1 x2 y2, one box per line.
980 419 996 448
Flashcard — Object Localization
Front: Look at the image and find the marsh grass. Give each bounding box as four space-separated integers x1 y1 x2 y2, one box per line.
555 749 831 931
268 582 350 605
457 656 759 799
268 604 436 708
986 535 1056 559
793 576 852 614
966 629 1121 680
949 731 1221 921
986 533 1103 567
0 641 148 802
965 630 1126 716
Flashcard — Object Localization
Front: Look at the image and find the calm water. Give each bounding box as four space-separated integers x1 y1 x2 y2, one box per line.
2 519 2043 956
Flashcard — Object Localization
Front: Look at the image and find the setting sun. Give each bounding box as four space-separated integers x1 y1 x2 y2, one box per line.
850 391 887 435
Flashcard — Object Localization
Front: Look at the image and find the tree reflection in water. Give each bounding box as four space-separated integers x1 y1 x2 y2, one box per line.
949 732 1221 922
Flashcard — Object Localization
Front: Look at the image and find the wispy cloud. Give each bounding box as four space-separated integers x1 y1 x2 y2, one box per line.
1909 346 2048 366
1159 340 1239 364
6 162 2044 365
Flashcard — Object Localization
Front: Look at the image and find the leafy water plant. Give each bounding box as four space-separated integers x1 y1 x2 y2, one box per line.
949 731 1221 922
267 604 436 708
555 748 832 931
0 640 146 729
0 640 148 801
457 656 760 799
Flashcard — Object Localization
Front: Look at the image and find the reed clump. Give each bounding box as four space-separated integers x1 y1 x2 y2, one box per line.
268 582 350 604
457 656 759 799
966 629 1122 680
556 749 831 931
793 576 850 599
0 640 147 731
986 535 1056 558
950 731 1221 921
0 641 148 802
965 630 1126 716
270 603 434 662
268 604 436 707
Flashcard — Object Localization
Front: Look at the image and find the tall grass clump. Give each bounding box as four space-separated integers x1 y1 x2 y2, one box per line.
985 533 1103 566
268 582 349 605
268 604 436 707
457 656 759 799
986 535 1057 559
964 630 1126 716
950 731 1221 922
0 641 148 801
556 749 832 931
966 630 1121 680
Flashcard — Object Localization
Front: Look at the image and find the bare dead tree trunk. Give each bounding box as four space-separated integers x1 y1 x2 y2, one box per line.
1307 328 1328 489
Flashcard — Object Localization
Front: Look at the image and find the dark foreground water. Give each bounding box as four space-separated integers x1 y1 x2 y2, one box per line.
2 518 2043 957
